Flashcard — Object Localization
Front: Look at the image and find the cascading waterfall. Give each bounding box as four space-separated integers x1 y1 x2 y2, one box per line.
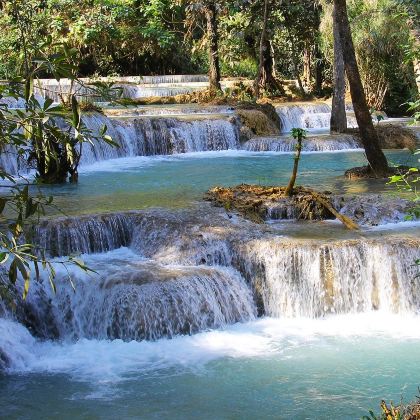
34 213 135 257
32 76 209 103
31 210 420 318
80 115 240 165
105 105 234 117
1 98 396 177
51 261 256 341
0 144 22 175
243 134 362 152
239 238 420 318
1 207 420 373
0 94 45 109
121 85 204 99
276 103 358 132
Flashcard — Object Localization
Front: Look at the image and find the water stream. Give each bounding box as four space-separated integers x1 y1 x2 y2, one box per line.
1 99 419 419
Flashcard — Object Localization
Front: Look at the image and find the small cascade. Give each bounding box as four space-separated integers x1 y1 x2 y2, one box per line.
105 105 235 117
0 94 45 109
0 318 37 371
2 111 240 175
121 85 204 99
243 134 361 152
239 238 420 318
0 144 23 175
0 269 59 340
80 115 240 165
276 103 359 132
32 76 209 103
34 213 135 257
130 75 208 84
52 262 256 341
276 103 332 132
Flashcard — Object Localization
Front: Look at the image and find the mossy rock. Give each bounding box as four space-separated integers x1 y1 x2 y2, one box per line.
235 103 281 137
347 124 418 151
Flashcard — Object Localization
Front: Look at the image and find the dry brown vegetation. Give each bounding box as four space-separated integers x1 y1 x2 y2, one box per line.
205 184 359 229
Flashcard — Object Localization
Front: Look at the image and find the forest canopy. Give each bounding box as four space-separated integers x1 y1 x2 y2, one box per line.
0 0 418 114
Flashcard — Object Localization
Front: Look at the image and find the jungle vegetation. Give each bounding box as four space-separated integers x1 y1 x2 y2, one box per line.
0 0 418 115
0 0 418 291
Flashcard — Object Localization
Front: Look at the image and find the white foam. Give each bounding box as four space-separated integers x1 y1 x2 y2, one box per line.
3 312 420 382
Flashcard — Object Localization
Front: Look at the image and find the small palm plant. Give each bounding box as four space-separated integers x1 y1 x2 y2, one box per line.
285 128 307 196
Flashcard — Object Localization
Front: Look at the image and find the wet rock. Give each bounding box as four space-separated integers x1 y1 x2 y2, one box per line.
344 165 415 180
348 124 419 151
1 272 59 340
333 194 417 226
235 104 281 138
0 347 10 372
205 184 417 226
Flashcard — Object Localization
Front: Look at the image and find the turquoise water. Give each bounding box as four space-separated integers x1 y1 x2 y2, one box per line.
1 148 419 419
38 149 417 215
1 314 420 419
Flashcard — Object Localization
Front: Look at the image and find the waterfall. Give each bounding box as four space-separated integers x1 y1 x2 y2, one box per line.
276 103 359 132
0 318 37 371
80 115 240 165
106 105 235 116
276 103 332 132
0 94 45 109
127 75 209 84
239 238 420 318
31 76 209 103
243 134 362 152
33 213 135 257
0 144 22 175
51 262 256 341
121 85 204 99
2 207 420 352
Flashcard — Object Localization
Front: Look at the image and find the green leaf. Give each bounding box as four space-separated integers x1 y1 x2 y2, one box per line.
0 252 9 264
0 198 7 214
8 259 17 284
25 77 34 102
71 95 81 129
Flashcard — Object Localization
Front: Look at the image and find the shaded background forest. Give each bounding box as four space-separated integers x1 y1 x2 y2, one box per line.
0 0 418 115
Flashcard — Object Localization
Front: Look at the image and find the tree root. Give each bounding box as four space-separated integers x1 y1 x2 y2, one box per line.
205 184 360 230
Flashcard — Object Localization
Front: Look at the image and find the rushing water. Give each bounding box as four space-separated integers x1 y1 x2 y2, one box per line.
1 102 414 176
1 314 420 419
2 217 420 418
1 99 419 418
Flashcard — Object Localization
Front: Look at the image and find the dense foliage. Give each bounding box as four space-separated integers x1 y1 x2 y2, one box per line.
0 0 418 297
0 0 418 112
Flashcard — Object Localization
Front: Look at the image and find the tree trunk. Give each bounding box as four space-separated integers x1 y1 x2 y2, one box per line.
407 18 420 96
254 0 284 98
313 3 324 95
284 136 303 197
255 39 284 98
334 0 389 176
255 0 269 98
314 43 324 95
204 3 222 93
302 45 311 91
330 4 347 133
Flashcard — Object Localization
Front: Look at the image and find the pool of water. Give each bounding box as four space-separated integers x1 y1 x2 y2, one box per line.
1 314 420 419
1 147 419 419
34 149 417 216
